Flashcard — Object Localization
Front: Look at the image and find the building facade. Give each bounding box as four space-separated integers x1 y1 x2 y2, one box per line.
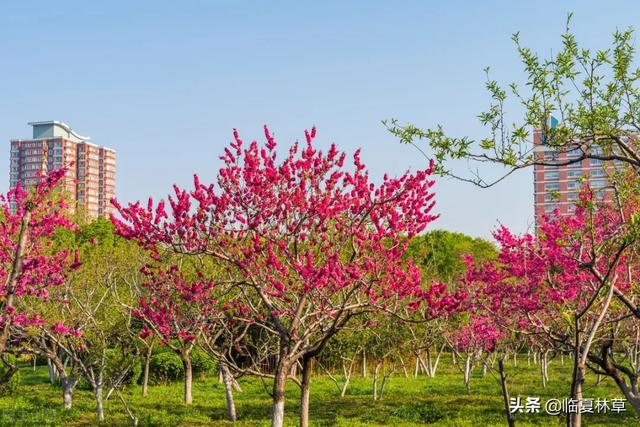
533 125 622 226
9 121 116 218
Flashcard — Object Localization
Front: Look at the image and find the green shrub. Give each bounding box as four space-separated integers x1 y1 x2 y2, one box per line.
76 376 92 391
148 349 215 384
190 350 215 379
149 352 183 385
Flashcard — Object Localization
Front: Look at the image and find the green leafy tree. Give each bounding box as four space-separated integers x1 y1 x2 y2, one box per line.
406 230 496 283
385 13 640 187
21 218 144 423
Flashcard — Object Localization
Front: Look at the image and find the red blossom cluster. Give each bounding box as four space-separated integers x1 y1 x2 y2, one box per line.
449 315 504 352
462 187 638 343
0 169 78 336
111 126 457 349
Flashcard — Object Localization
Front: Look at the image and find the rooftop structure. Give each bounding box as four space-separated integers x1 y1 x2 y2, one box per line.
9 121 116 218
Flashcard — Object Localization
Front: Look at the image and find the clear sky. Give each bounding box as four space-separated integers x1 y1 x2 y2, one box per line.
1 1 638 239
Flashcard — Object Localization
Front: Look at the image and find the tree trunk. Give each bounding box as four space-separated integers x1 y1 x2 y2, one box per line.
271 357 289 427
372 363 380 401
142 344 152 397
362 350 367 377
181 352 193 405
47 358 58 384
95 383 105 423
62 376 74 409
399 357 409 378
430 344 445 377
0 209 31 355
498 359 516 427
463 354 472 395
116 390 139 426
340 357 355 398
569 362 584 427
220 363 237 421
540 352 547 388
416 355 428 377
379 372 392 400
299 355 312 427
609 372 640 416
340 375 351 398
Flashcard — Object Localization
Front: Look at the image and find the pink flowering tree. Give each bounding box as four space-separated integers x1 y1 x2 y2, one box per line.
463 186 640 425
111 127 454 427
0 170 77 369
132 262 222 406
0 169 77 351
447 314 503 394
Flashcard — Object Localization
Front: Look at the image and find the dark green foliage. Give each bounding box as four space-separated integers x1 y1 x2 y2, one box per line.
190 350 215 380
149 352 184 385
149 349 216 384
76 376 93 391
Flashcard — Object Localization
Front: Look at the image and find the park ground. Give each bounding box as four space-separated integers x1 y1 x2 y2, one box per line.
0 356 637 426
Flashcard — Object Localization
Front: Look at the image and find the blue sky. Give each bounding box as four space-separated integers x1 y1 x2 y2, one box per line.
1 1 638 239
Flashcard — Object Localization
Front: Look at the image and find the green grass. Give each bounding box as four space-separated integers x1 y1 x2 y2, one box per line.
0 356 637 426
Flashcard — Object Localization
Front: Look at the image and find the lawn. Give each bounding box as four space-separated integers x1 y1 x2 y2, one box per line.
0 356 637 426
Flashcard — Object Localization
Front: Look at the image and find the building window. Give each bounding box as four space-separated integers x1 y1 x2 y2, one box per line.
544 182 560 191
544 205 558 213
544 171 560 180
568 181 582 190
567 149 582 159
567 170 582 179
590 158 604 166
591 179 607 189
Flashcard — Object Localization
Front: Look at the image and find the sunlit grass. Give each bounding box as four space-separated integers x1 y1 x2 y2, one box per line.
0 355 637 426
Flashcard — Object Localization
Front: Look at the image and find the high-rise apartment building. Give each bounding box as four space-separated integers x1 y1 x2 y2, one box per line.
9 121 116 218
533 120 623 226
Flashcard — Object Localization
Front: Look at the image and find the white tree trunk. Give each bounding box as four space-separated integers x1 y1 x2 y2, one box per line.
221 364 237 421
463 354 472 394
95 384 105 423
181 354 193 405
62 378 74 409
